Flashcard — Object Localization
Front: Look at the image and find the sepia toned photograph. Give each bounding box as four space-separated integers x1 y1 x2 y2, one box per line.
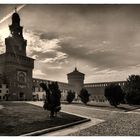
0 3 140 136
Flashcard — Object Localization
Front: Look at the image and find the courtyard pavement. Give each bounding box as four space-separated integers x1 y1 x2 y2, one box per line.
27 101 140 136
0 105 4 110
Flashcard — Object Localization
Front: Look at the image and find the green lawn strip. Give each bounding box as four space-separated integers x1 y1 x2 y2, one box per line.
0 102 86 136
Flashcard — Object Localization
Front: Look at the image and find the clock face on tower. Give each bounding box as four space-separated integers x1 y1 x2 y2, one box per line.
17 71 27 83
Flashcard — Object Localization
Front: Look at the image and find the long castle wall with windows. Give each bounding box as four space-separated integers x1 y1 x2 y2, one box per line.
84 81 126 102
0 74 126 101
32 77 126 102
32 78 72 101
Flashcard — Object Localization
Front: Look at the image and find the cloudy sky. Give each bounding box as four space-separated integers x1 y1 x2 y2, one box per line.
1 4 140 83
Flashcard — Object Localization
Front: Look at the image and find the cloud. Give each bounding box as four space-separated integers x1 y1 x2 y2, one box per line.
23 26 140 83
47 66 62 70
57 34 140 72
23 29 70 82
1 5 140 82
33 69 47 79
24 29 69 65
40 32 59 40
41 52 68 64
24 29 61 55
30 50 57 60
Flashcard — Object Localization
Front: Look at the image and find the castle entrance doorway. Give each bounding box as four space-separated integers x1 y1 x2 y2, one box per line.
19 92 25 101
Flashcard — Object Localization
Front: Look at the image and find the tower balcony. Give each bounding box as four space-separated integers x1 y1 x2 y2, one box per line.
0 53 34 69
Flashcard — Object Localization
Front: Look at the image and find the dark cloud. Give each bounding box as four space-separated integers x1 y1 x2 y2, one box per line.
40 32 59 40
30 50 57 59
57 35 140 72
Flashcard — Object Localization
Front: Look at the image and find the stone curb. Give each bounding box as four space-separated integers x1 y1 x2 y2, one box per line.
21 118 91 136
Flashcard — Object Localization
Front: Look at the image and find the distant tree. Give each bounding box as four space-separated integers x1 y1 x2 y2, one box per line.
32 95 37 101
66 90 75 103
104 84 124 107
79 88 90 104
123 75 140 105
36 94 39 101
40 82 61 118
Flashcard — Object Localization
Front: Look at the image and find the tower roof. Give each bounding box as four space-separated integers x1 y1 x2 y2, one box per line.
67 67 85 76
12 8 20 25
12 12 20 20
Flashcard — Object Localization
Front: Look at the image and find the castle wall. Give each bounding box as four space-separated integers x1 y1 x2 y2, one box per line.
32 78 126 102
84 81 126 102
32 78 71 101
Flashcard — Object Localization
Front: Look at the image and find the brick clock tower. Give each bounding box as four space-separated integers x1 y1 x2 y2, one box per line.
0 9 34 100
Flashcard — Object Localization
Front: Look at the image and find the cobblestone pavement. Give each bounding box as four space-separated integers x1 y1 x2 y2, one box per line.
28 101 116 120
28 101 140 136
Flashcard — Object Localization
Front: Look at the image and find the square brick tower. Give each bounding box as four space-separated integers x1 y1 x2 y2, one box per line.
67 67 85 95
0 9 34 100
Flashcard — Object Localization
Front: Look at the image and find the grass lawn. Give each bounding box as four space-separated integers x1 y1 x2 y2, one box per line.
0 102 86 136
